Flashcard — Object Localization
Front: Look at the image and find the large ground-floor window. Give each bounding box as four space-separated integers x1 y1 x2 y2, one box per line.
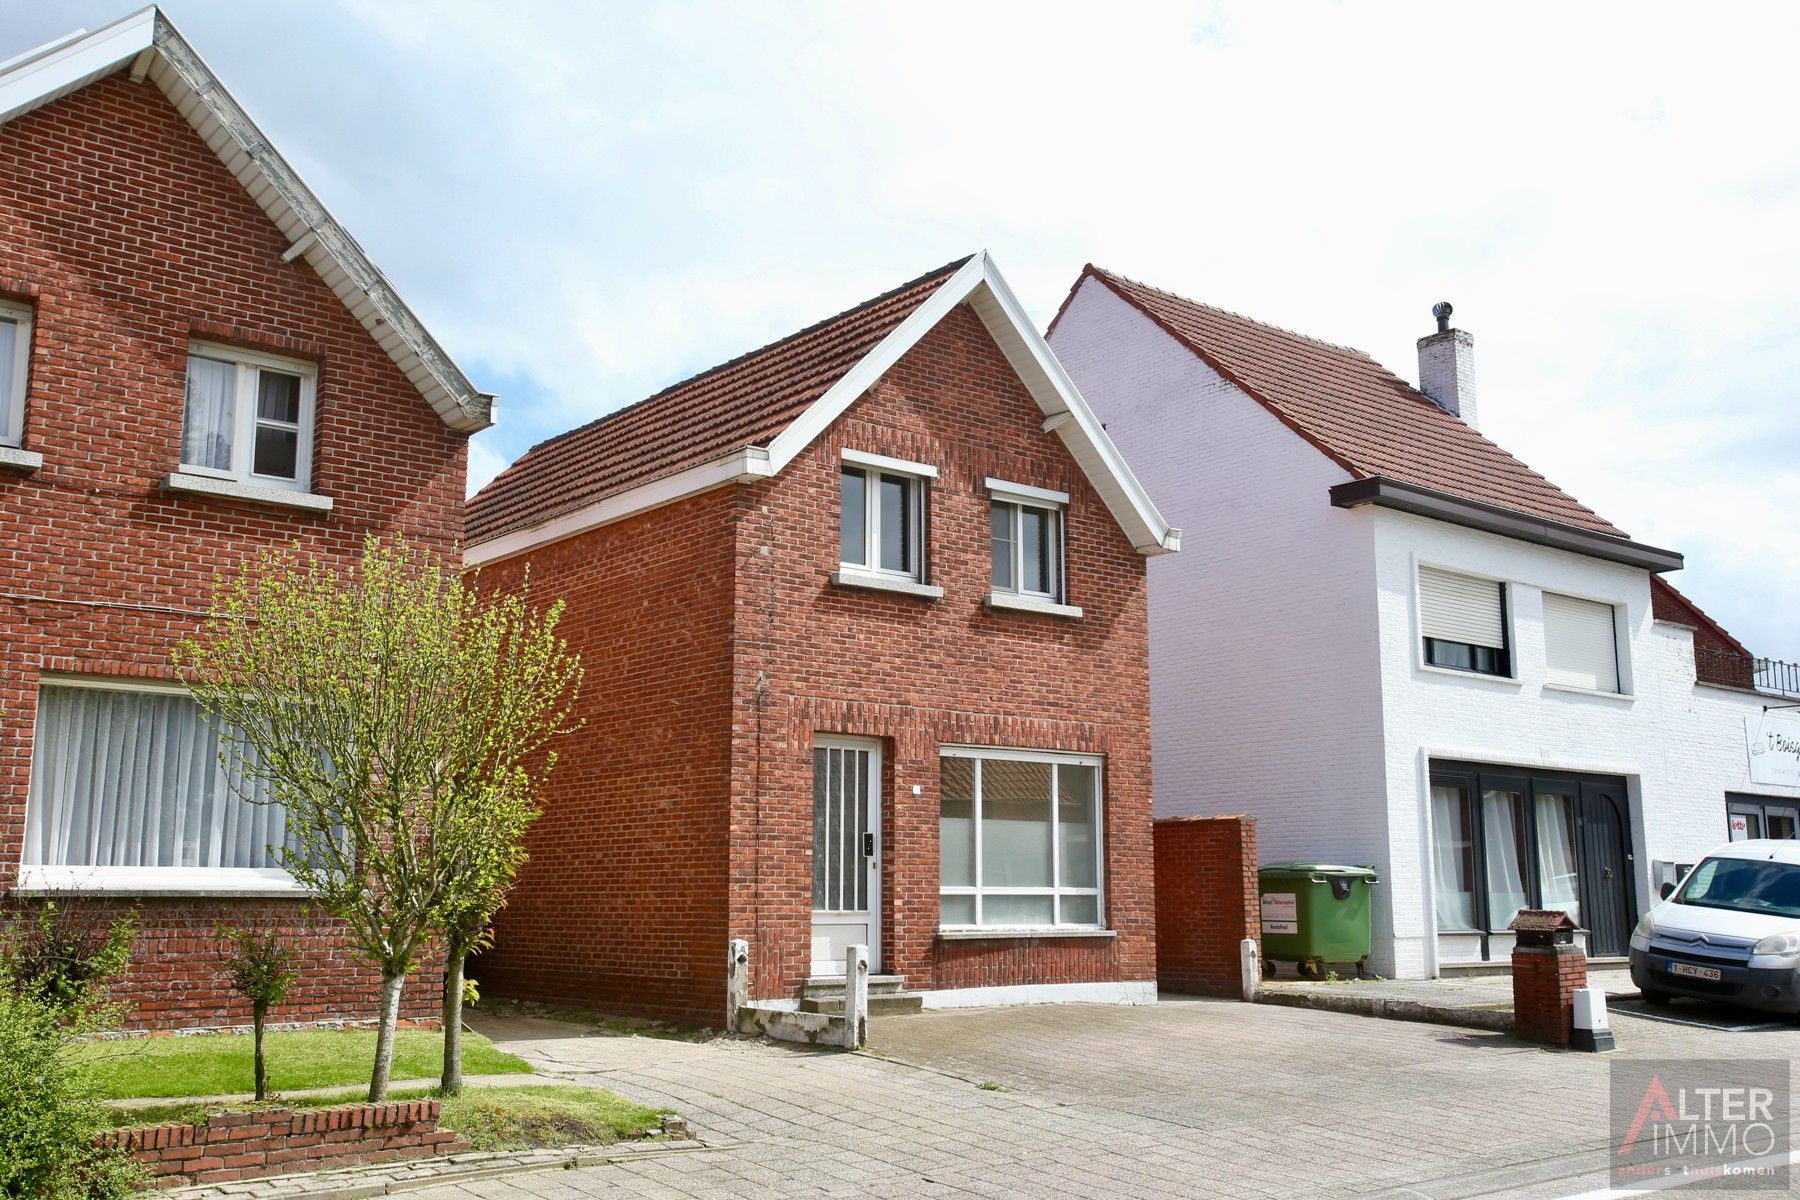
1429 760 1635 959
1728 794 1800 841
938 747 1103 930
23 680 294 884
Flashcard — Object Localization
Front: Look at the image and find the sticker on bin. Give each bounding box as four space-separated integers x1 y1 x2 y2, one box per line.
1260 892 1297 935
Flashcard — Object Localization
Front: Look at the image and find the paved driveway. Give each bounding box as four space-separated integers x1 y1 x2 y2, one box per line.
418 999 1799 1199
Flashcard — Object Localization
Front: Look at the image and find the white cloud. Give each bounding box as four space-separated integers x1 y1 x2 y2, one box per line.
4 0 1797 654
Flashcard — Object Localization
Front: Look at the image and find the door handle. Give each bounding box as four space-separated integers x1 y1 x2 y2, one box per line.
1603 867 1614 880
863 832 875 858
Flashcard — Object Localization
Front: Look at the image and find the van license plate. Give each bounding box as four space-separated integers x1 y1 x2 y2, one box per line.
1669 962 1722 982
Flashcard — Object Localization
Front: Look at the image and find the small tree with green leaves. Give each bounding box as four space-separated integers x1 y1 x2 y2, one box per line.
174 537 581 1101
214 922 301 1101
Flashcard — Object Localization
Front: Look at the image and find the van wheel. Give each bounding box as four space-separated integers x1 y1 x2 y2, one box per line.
1641 989 1674 1007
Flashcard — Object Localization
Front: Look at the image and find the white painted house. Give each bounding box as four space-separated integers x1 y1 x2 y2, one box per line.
1049 269 1800 979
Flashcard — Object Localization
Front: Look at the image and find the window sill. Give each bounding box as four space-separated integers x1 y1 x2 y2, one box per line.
937 927 1117 941
830 569 943 600
1416 663 1521 688
162 472 333 513
1542 682 1634 702
13 866 311 899
0 444 42 473
985 591 1083 619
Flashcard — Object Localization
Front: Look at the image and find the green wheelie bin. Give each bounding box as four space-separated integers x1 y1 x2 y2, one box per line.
1257 862 1379 980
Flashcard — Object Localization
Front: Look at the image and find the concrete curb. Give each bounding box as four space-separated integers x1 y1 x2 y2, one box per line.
1256 987 1514 1033
165 1138 737 1200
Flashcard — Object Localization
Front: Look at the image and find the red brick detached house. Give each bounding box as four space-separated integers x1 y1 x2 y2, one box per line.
0 11 491 1029
466 253 1180 1023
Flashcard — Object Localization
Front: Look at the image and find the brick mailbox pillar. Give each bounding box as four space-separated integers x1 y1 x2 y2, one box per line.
1510 909 1584 1047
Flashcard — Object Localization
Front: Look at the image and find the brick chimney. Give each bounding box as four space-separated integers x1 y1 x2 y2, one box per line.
1417 301 1477 428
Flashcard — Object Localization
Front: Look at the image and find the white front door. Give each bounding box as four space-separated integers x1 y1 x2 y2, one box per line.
811 736 881 976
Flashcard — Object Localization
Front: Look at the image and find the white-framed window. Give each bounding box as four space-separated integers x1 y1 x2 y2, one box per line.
21 679 300 892
939 746 1103 930
0 298 32 447
1543 591 1621 693
988 479 1067 602
839 449 932 582
181 342 316 490
1419 565 1511 677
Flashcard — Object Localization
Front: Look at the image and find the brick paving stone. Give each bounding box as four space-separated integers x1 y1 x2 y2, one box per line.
174 999 1800 1199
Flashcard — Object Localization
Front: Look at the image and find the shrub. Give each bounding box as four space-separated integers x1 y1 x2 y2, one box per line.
214 923 302 1101
2 900 136 1019
0 906 143 1199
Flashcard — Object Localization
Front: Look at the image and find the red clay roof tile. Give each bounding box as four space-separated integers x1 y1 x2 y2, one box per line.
466 257 970 544
1073 267 1627 539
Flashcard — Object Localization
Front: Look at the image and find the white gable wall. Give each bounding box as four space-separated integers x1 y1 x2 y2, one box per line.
1050 280 1394 929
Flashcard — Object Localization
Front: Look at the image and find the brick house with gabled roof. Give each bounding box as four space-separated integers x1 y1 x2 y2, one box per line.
1049 266 1800 980
466 253 1179 1023
0 9 489 1028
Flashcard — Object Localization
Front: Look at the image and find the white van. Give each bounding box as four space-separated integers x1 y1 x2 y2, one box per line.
1628 839 1800 1014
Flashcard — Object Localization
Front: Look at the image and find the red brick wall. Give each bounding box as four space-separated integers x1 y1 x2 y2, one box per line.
102 1100 466 1188
1153 815 1258 997
1512 943 1586 1046
2 897 439 1030
729 304 1156 1003
471 489 737 1025
0 76 466 1027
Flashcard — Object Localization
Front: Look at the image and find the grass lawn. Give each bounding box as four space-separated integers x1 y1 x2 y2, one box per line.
110 1084 667 1151
76 1028 530 1100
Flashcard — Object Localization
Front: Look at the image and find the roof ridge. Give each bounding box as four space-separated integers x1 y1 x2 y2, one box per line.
502 255 973 467
1087 265 1377 361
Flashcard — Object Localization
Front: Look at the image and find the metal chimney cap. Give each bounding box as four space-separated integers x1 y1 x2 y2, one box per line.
1432 301 1453 333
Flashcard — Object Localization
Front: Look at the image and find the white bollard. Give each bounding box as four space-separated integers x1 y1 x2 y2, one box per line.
1571 986 1615 1052
1240 938 1261 1001
726 939 749 1033
843 944 870 1049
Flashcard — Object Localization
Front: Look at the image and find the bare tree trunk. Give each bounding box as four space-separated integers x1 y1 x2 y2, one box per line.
253 1000 269 1101
368 972 405 1102
440 949 464 1095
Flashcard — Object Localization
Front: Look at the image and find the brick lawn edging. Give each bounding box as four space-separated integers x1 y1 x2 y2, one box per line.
101 1100 469 1188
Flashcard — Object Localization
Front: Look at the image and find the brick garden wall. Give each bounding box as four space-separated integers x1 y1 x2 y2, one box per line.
0 75 467 1028
101 1100 466 1188
729 306 1157 1004
1153 815 1258 997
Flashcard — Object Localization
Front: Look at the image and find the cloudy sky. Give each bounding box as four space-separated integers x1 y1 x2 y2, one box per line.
7 2 1799 657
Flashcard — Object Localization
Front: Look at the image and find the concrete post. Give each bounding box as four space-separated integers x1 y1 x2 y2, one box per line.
726 938 748 1034
1240 937 1260 1001
843 944 870 1049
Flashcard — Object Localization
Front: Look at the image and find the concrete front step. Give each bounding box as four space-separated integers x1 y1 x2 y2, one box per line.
803 974 908 997
800 991 924 1016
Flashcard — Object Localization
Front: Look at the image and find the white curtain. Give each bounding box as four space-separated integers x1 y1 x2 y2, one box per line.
24 687 286 869
182 356 236 472
1483 789 1529 928
1535 794 1582 924
0 316 17 433
1431 785 1476 929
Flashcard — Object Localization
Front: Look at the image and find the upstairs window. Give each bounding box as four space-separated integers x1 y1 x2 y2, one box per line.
988 480 1067 602
839 450 932 582
1419 565 1510 677
0 299 32 447
1543 591 1621 692
181 343 315 490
